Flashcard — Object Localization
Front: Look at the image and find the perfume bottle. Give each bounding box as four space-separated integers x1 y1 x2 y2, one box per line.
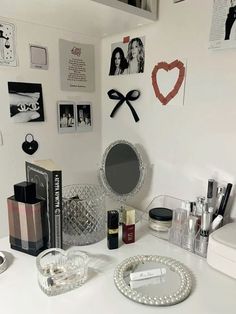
122 207 135 244
107 210 119 249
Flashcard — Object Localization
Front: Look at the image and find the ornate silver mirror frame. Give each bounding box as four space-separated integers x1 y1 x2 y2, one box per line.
114 255 192 306
99 140 145 202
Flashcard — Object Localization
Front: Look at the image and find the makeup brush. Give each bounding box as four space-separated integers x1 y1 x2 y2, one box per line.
217 183 233 217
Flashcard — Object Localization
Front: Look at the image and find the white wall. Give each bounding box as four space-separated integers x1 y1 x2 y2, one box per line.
0 18 102 237
101 0 236 220
1 0 236 238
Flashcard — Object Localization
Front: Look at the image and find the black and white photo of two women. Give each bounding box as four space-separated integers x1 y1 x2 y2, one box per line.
109 37 145 76
117 0 154 12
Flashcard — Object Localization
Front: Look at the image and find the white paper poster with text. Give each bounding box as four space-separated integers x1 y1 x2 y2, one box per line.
59 39 95 92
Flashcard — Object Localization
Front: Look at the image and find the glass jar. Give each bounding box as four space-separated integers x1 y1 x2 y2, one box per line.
148 207 173 238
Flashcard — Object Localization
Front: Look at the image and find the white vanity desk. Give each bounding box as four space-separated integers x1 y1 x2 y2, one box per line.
0 226 235 314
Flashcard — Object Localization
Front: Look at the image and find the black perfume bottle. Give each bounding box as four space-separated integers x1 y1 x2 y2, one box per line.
107 210 119 249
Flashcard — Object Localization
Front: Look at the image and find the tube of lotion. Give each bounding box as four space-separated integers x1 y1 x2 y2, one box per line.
130 268 166 281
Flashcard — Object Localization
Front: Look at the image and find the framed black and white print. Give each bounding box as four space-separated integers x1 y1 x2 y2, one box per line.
8 82 44 122
76 102 92 132
57 101 76 133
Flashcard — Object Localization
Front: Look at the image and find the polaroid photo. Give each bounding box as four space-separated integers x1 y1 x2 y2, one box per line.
76 102 92 132
57 101 76 133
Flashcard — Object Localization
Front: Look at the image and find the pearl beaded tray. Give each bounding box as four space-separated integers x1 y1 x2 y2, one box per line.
114 255 192 306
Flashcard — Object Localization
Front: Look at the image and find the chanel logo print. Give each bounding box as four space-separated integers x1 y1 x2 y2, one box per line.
8 82 45 123
17 102 40 112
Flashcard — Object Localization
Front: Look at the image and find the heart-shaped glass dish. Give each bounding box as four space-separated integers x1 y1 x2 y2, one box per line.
36 247 89 296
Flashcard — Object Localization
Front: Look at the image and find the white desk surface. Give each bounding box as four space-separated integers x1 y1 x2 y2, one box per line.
0 224 236 314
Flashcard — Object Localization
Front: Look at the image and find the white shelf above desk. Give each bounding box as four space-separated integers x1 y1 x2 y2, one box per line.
0 0 157 38
91 0 158 21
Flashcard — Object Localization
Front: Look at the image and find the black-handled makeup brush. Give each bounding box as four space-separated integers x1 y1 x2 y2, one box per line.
217 183 233 217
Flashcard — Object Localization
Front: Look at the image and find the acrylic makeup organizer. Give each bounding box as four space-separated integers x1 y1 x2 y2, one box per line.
142 195 209 258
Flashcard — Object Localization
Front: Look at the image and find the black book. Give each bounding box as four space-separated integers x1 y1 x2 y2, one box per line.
25 159 62 248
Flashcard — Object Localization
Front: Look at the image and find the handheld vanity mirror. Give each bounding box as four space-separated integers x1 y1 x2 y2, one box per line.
100 140 145 203
114 255 192 306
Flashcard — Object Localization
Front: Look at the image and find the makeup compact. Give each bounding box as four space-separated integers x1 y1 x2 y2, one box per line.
148 207 173 233
207 222 236 279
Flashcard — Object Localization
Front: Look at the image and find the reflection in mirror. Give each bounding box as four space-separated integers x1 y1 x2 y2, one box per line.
100 140 145 201
114 255 192 306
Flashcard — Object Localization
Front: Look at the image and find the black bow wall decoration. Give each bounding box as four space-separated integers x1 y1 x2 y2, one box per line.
107 89 140 122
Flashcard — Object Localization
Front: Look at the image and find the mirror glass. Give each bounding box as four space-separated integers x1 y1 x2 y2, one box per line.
114 255 192 306
100 140 144 199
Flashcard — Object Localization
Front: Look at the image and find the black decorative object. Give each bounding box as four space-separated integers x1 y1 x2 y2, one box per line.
22 133 38 155
107 89 140 122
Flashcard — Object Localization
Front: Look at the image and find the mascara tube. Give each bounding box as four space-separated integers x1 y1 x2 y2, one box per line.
198 211 211 257
215 186 225 214
107 210 119 250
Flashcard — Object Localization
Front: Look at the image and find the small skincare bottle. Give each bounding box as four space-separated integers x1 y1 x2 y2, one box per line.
122 207 135 244
107 210 119 249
